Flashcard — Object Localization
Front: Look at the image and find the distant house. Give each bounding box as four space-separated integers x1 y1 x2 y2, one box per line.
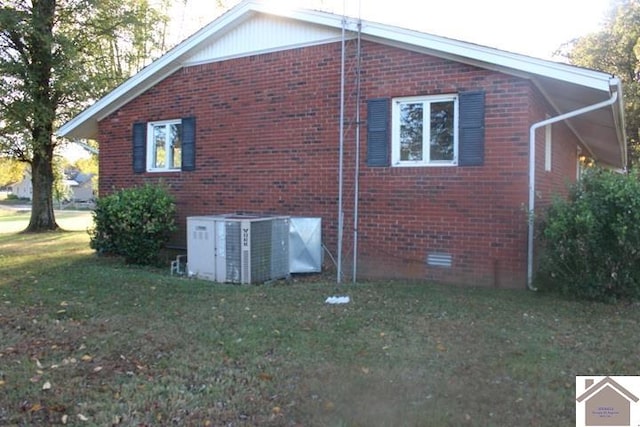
10 169 94 202
10 171 32 200
66 172 95 202
57 0 626 288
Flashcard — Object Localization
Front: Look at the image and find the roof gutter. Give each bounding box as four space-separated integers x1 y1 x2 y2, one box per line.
526 78 621 290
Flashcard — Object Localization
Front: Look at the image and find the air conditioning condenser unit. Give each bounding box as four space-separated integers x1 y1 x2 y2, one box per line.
187 214 289 284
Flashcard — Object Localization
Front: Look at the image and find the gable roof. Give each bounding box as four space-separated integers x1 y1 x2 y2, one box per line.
57 0 626 169
577 376 639 403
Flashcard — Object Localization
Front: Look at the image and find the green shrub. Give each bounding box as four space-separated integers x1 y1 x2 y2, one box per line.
89 183 177 265
536 168 640 302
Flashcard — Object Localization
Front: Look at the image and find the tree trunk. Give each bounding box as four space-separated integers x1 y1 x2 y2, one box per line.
25 149 58 232
24 0 59 232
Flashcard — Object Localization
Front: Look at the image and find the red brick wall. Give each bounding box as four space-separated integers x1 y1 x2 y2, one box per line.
97 40 579 288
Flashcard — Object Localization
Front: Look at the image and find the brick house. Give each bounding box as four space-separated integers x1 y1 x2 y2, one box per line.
58 0 626 288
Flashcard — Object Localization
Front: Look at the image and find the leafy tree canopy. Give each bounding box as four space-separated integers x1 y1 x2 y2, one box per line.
559 0 640 167
0 157 26 187
0 0 169 231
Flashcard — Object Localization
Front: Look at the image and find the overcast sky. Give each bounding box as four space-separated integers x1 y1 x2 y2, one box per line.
171 0 612 60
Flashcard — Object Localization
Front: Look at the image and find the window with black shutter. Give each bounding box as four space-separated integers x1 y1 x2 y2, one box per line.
458 91 485 166
132 122 146 174
181 117 196 171
132 117 196 173
367 98 390 167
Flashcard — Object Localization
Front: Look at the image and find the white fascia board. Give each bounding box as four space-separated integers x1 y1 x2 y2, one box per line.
358 21 614 93
246 0 346 28
611 77 628 168
57 1 348 139
57 2 260 139
58 0 616 139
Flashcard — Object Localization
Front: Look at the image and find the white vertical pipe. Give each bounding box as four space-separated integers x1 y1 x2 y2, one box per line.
336 14 346 284
527 87 619 290
352 17 361 283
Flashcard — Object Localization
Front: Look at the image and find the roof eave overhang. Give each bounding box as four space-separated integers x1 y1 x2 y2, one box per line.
57 1 626 170
360 23 625 169
57 2 263 139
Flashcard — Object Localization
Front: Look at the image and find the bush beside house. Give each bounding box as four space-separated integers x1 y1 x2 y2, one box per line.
89 184 177 266
536 168 640 302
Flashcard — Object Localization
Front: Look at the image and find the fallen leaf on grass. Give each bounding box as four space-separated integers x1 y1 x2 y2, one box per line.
436 343 447 352
258 372 273 381
0 380 5 387
29 403 42 412
93 366 103 373
61 414 68 424
77 413 89 421
42 381 51 390
81 354 93 362
323 401 335 411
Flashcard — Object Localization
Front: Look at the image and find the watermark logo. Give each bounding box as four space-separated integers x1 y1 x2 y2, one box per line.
576 376 640 426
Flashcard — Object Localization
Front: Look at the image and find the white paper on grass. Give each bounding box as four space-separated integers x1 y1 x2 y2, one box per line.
325 296 350 304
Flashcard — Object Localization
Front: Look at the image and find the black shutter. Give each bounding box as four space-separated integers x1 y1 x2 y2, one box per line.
367 98 390 167
181 116 196 171
458 91 485 166
132 122 146 173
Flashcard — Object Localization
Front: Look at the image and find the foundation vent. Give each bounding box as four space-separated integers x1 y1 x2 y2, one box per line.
427 252 452 268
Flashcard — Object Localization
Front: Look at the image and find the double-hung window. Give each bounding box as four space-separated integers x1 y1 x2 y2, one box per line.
391 95 458 166
132 116 195 173
147 119 182 172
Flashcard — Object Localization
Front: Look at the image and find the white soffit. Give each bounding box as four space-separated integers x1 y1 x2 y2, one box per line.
57 0 620 153
358 22 614 93
184 14 342 65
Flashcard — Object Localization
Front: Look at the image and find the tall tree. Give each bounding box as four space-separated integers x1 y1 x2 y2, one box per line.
0 0 169 231
559 0 640 167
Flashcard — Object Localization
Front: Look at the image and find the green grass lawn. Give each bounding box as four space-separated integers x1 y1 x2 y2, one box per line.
1 232 639 426
0 206 94 234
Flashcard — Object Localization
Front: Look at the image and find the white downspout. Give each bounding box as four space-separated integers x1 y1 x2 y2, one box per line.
352 18 362 284
526 82 620 290
336 16 346 284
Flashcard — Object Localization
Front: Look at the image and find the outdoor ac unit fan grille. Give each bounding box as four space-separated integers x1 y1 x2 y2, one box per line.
187 215 290 284
224 217 289 284
225 222 241 283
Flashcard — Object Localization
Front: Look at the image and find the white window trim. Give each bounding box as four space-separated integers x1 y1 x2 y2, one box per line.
146 119 182 172
391 94 459 167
